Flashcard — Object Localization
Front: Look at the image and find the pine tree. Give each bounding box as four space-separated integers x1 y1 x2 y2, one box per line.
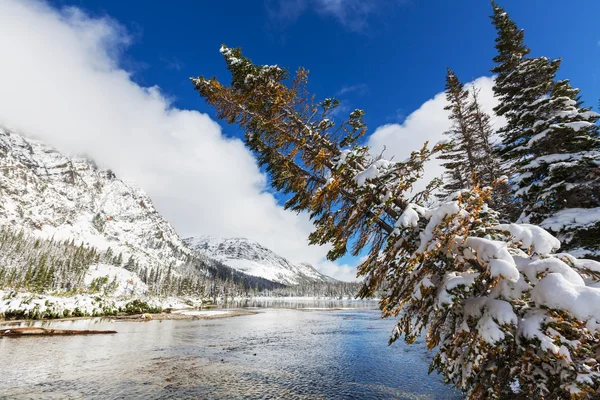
113 252 123 266
124 255 136 271
193 45 445 260
193 45 600 398
491 2 600 258
467 88 498 184
438 69 498 198
438 69 515 219
468 87 517 219
437 69 477 198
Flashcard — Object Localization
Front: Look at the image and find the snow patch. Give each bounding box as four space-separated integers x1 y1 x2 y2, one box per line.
541 208 600 231
84 264 148 296
531 273 600 324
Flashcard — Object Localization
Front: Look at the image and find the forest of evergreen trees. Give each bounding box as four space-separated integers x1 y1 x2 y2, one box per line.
0 226 272 298
0 226 363 301
0 227 116 293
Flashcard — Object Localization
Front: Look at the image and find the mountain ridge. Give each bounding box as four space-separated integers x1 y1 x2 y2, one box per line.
0 127 199 278
185 235 336 285
0 128 332 293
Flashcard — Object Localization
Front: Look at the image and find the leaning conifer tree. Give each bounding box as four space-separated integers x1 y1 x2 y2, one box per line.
193 44 600 399
491 2 600 259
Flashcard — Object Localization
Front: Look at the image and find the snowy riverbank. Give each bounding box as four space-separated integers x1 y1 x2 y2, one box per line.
0 290 205 320
0 290 373 321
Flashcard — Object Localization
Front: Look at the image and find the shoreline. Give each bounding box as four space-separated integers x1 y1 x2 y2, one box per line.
0 294 379 325
113 309 257 321
0 309 257 326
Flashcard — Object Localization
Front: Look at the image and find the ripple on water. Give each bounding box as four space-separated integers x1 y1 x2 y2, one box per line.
0 306 463 399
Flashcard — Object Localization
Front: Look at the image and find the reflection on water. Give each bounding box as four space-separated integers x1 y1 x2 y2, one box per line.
0 304 463 399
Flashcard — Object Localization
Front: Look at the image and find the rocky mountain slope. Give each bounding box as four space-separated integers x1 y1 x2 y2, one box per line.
184 236 335 285
0 127 332 293
0 127 207 278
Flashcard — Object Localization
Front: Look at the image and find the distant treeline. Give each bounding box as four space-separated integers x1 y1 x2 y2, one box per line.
254 280 364 299
0 227 362 299
0 227 284 297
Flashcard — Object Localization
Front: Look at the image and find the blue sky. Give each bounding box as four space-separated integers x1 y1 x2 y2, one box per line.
51 0 600 130
56 0 599 268
1 0 598 280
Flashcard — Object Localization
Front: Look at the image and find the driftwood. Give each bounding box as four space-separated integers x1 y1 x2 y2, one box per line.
0 327 117 336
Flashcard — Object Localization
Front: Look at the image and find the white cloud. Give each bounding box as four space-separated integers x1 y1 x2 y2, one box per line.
314 0 375 31
266 0 404 32
0 1 505 284
0 0 363 281
367 76 504 194
314 260 364 282
336 83 368 96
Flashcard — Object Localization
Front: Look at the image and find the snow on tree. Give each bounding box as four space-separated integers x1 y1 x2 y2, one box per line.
491 3 600 259
468 87 517 220
193 45 600 399
438 69 513 218
437 68 481 198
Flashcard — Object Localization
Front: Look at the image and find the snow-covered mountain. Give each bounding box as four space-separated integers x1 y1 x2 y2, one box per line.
0 128 199 276
0 127 333 289
184 236 336 285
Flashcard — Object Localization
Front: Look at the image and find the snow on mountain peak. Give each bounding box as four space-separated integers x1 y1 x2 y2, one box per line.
184 235 336 285
0 128 335 288
0 128 196 276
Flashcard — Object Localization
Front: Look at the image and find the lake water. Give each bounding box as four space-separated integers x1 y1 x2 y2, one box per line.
0 301 463 399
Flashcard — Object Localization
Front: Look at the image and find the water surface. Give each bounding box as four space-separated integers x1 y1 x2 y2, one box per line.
0 303 462 399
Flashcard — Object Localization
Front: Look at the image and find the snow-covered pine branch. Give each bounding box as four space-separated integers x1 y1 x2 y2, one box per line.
192 39 600 399
376 187 600 398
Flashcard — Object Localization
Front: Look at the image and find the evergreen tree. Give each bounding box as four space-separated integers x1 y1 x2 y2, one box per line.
114 252 123 266
491 2 600 258
437 69 477 198
124 255 136 272
438 69 515 219
438 69 501 198
467 88 498 184
193 44 600 399
469 87 517 219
